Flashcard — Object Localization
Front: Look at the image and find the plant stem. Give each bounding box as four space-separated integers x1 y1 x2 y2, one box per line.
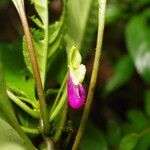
16 96 38 109
45 137 55 150
21 126 40 135
49 89 67 122
71 0 106 149
45 89 59 97
54 102 68 142
49 73 68 116
13 0 50 134
7 90 40 118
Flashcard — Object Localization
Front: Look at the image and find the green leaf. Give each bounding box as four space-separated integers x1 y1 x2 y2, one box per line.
0 118 27 150
17 109 38 129
0 42 36 105
105 2 123 25
47 9 67 72
120 133 139 150
47 14 65 59
31 0 48 29
134 133 150 150
46 3 67 83
66 0 98 56
127 110 149 132
47 48 67 84
106 120 122 146
23 0 49 87
126 11 150 83
80 121 108 150
0 50 19 126
132 0 150 11
0 52 35 149
23 0 66 86
105 55 134 93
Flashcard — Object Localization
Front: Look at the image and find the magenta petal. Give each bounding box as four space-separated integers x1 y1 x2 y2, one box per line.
67 74 86 109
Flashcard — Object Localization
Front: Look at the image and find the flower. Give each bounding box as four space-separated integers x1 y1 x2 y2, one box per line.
67 74 86 109
67 46 86 109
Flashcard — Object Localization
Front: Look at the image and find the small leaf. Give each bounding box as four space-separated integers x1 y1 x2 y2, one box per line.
80 121 108 150
126 11 150 83
120 133 139 150
105 55 134 93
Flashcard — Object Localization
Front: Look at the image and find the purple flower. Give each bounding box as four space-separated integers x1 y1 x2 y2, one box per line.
67 74 86 109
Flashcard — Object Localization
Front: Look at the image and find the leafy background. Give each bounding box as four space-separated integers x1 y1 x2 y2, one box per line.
0 0 150 150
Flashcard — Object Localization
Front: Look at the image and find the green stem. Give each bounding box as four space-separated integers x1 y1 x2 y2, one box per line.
7 90 40 118
45 89 59 97
54 102 68 142
45 137 55 150
21 126 40 135
71 0 106 150
17 96 37 108
49 89 67 122
12 0 50 134
49 73 68 116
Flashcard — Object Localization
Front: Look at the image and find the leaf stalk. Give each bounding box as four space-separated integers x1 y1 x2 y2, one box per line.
12 0 50 135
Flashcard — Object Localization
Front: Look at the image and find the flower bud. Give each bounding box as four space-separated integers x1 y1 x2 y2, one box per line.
67 46 86 109
67 74 86 109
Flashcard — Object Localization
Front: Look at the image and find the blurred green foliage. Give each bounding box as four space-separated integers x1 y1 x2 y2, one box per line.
0 0 150 149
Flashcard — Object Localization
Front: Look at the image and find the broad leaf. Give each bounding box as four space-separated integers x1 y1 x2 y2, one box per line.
126 11 150 83
0 50 19 126
0 118 27 150
23 0 66 87
0 52 35 149
66 0 98 56
23 0 49 87
105 55 134 93
0 42 36 105
80 121 108 150
120 133 139 150
46 1 67 83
